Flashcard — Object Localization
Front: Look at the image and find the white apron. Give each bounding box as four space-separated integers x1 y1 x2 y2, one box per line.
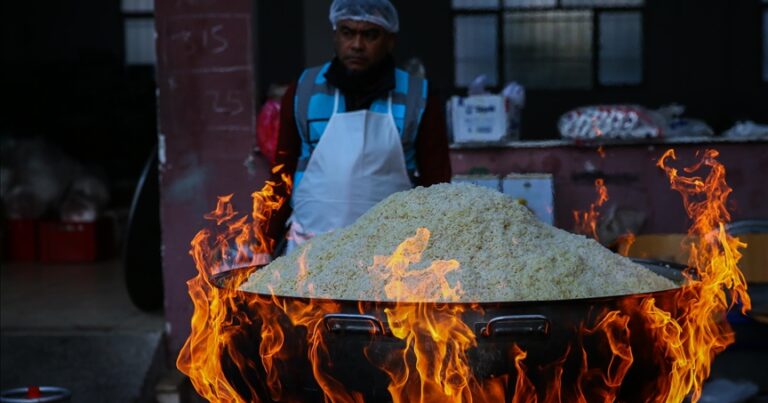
287 89 412 252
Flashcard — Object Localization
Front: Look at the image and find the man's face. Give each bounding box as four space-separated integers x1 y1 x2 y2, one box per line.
334 20 395 74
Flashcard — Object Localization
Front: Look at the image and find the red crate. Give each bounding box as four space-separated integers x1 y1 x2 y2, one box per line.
38 220 112 263
5 219 39 261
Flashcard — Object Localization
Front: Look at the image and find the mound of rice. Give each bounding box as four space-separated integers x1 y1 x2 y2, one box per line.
240 183 676 302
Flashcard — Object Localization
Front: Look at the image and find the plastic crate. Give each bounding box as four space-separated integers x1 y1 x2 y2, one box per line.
38 220 112 263
5 219 39 261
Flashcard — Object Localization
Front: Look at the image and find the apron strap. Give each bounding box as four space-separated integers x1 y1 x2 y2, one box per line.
333 89 341 114
333 89 394 115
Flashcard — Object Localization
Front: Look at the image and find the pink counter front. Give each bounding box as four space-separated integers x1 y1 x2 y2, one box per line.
450 138 768 233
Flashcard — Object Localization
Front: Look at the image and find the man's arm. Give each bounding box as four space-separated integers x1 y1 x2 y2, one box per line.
264 82 300 249
414 92 452 186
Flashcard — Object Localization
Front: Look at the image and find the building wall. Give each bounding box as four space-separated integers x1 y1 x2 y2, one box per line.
391 0 454 96
256 0 305 103
256 0 767 139
303 0 335 67
155 0 264 354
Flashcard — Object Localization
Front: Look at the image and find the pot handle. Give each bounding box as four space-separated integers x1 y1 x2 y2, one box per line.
479 315 550 338
323 314 387 336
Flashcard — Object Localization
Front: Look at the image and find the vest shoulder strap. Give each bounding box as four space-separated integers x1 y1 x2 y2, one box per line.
294 63 332 145
401 70 428 146
294 63 428 148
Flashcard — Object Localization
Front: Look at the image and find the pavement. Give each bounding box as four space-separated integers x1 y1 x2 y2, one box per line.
0 259 166 403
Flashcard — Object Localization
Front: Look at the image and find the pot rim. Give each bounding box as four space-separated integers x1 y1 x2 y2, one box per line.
210 259 688 308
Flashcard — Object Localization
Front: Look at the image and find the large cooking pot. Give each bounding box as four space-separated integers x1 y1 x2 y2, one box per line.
211 259 686 402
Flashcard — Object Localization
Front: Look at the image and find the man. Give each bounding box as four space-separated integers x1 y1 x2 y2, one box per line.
265 0 452 253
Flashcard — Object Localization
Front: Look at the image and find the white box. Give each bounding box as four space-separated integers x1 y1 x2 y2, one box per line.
452 175 501 192
451 95 508 143
501 173 555 225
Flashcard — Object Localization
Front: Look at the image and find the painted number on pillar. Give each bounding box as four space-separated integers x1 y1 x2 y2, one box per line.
164 15 249 72
206 90 244 116
170 25 228 57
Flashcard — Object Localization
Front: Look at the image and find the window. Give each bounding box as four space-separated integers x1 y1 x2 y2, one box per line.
504 10 592 89
455 15 499 87
452 0 644 89
122 0 155 65
599 11 642 85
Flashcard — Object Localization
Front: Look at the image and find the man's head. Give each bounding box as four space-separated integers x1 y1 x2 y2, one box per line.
329 0 398 74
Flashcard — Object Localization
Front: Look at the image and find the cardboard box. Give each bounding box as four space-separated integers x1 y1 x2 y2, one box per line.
501 173 554 225
451 175 501 192
450 95 508 143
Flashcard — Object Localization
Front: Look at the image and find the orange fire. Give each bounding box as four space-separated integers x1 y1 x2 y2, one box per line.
178 149 749 402
574 178 609 240
177 165 292 402
272 292 361 403
369 230 644 403
644 149 751 402
616 232 636 257
576 310 634 402
597 146 606 158
367 228 506 403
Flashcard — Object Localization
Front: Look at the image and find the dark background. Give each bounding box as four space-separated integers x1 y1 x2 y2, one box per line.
257 0 767 138
1 0 766 205
1 0 157 208
1 0 766 382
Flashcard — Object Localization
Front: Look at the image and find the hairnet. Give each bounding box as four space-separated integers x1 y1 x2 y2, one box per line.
329 0 399 33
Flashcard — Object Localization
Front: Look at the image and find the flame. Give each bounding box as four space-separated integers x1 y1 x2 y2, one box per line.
178 148 748 403
643 149 751 402
510 345 535 403
177 167 292 402
367 230 641 403
367 228 500 403
597 146 606 158
574 178 609 240
204 194 238 225
181 158 365 403
616 232 636 257
576 311 634 402
272 294 362 403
